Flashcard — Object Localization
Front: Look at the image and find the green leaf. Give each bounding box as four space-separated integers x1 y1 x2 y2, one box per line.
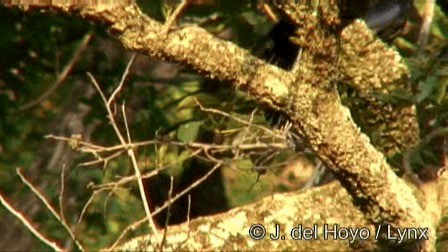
435 74 448 104
177 93 219 109
416 76 438 102
177 121 203 142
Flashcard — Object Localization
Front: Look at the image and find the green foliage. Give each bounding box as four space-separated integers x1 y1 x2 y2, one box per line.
0 1 270 249
177 120 204 142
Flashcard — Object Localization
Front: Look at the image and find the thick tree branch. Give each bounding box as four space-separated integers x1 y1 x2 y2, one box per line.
118 176 447 251
120 182 375 251
1 1 444 250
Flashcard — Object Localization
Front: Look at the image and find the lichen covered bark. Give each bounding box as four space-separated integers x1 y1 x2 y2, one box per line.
270 2 432 247
2 1 438 250
120 182 376 251
276 2 419 157
339 20 419 156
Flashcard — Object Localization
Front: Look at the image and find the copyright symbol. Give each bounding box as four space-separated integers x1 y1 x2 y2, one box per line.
249 224 266 240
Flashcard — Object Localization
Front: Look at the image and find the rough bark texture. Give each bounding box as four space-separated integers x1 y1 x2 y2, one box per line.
339 20 419 156
120 182 377 251
1 1 446 251
119 177 447 251
275 2 419 156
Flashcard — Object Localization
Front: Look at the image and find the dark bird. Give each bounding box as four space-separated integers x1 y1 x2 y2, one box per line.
258 19 299 71
261 0 413 128
362 0 412 40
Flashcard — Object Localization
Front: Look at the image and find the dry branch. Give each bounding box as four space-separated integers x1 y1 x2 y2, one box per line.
1 1 446 250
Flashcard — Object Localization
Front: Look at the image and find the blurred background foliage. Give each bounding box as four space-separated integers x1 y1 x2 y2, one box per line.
0 0 447 251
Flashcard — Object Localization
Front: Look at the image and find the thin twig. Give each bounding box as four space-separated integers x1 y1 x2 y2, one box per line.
0 192 65 251
292 48 303 74
79 149 126 167
121 103 159 234
187 194 191 227
87 55 158 234
89 149 202 190
105 218 147 252
162 0 189 34
16 168 84 251
59 164 67 225
234 109 258 158
74 187 110 236
46 135 288 155
195 99 277 138
301 160 327 190
108 54 135 110
417 0 435 55
154 130 161 179
106 163 222 251
150 162 222 220
259 3 279 22
18 32 94 111
159 176 174 250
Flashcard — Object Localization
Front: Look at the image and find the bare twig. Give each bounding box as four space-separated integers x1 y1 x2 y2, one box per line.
234 108 258 158
106 163 222 251
89 149 202 190
121 104 158 234
159 176 175 250
87 55 158 234
108 55 133 110
291 48 303 74
259 3 280 22
79 149 126 167
18 32 94 111
16 168 84 251
74 187 111 236
187 194 191 226
59 165 67 225
150 162 222 218
417 0 435 54
301 160 327 190
162 0 189 34
0 192 65 251
41 82 294 250
105 218 147 252
195 99 277 138
48 134 288 153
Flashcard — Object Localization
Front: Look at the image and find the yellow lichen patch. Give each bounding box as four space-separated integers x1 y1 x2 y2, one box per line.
197 222 211 233
264 194 299 224
368 152 385 175
217 211 247 236
164 232 189 245
337 19 419 156
205 211 247 248
263 76 289 100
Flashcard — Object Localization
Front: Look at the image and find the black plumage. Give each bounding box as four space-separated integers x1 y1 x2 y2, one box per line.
261 1 413 130
362 0 412 40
